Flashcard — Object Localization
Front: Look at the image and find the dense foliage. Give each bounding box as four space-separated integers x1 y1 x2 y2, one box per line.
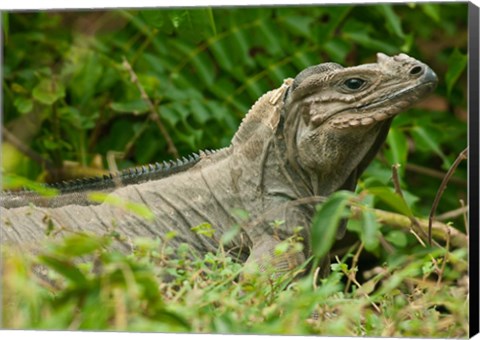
1 3 469 336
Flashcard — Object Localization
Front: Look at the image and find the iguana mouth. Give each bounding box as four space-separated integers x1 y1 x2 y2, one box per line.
329 79 437 129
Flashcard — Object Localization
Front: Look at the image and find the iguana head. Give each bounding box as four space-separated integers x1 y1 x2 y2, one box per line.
282 53 438 194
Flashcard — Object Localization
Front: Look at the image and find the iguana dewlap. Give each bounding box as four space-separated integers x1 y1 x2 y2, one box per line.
1 53 438 276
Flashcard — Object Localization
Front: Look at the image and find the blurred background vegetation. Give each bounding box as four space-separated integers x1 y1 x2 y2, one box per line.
1 3 469 336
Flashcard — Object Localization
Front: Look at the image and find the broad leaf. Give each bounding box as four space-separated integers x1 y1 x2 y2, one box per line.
367 186 412 216
311 191 353 260
32 78 65 105
411 126 450 168
47 233 109 258
359 195 380 251
13 97 33 114
445 49 467 96
385 127 408 169
37 255 88 286
378 5 405 39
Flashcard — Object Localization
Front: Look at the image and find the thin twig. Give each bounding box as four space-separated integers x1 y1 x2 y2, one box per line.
378 234 395 254
405 163 467 186
410 229 426 247
460 199 468 236
335 256 381 313
436 227 450 286
312 266 320 291
122 57 179 159
428 147 468 245
392 164 429 246
436 206 469 221
391 164 404 197
344 242 364 293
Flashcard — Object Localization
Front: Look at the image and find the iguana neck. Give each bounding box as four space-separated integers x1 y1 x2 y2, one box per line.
280 108 392 197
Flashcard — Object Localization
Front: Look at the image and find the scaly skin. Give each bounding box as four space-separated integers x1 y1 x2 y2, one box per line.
1 53 438 275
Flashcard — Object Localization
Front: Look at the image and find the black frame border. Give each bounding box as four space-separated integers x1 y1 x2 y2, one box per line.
468 1 479 338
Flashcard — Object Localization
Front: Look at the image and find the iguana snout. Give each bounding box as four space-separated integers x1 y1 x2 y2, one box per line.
326 53 438 129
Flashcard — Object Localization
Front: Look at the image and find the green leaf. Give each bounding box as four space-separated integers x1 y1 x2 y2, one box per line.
421 4 441 23
385 230 408 248
367 186 412 216
48 233 109 258
331 262 348 273
68 50 104 104
282 15 314 38
210 39 234 72
58 106 98 130
2 173 58 196
411 126 450 168
324 39 351 63
191 222 216 238
110 100 150 114
400 33 414 53
205 8 217 36
355 279 376 296
379 5 405 39
171 39 216 85
445 49 467 96
32 78 65 105
13 97 34 114
311 191 353 260
37 255 88 286
143 9 216 40
385 127 408 168
139 10 174 32
2 12 8 43
232 209 250 221
343 31 398 55
88 192 155 220
360 196 380 251
165 231 178 240
274 241 290 256
220 225 240 245
259 20 283 56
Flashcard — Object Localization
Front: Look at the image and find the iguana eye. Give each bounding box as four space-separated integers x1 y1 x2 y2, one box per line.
343 78 365 90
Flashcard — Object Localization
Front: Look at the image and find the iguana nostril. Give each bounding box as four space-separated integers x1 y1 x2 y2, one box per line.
410 66 423 75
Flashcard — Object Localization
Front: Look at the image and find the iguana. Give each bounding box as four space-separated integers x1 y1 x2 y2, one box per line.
1 53 437 276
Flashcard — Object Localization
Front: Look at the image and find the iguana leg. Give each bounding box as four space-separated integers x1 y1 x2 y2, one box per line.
242 235 306 280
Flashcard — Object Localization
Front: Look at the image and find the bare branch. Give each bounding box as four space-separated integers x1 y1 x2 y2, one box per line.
428 147 468 245
436 206 469 221
406 163 467 186
351 207 467 248
344 242 364 293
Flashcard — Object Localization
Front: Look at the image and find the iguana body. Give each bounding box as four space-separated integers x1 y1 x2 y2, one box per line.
1 53 438 274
